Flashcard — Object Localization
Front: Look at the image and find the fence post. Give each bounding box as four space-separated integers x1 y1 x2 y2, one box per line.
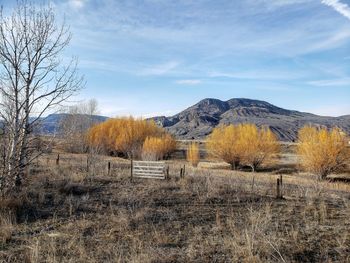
130 159 133 182
276 177 283 199
56 154 60 166
86 157 89 173
280 174 283 187
280 175 283 198
166 166 170 180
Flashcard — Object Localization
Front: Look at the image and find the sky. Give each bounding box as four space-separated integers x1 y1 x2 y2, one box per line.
1 0 350 117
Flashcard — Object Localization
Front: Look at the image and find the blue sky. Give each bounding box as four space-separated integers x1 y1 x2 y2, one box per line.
2 0 350 117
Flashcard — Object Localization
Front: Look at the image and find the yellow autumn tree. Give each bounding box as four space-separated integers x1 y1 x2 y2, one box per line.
161 134 177 159
238 124 279 172
187 142 200 167
207 123 279 171
297 126 349 179
87 117 166 158
206 125 242 169
142 134 176 161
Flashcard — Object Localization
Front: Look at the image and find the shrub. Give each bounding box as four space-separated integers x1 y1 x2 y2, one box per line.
206 125 241 170
187 142 200 167
142 135 176 161
206 124 279 171
87 117 171 159
238 124 279 172
297 126 349 179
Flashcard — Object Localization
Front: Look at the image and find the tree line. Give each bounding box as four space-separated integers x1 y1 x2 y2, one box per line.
86 118 349 180
186 124 349 180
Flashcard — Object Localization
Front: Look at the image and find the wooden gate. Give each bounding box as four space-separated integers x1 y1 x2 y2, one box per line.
131 161 166 180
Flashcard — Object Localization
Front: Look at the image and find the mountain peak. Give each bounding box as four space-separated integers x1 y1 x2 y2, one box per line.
227 98 271 106
189 98 229 115
150 97 350 141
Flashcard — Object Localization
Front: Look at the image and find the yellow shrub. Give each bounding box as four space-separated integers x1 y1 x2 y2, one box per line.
238 124 279 172
142 134 176 161
206 125 241 169
187 142 200 167
297 126 349 179
206 123 279 171
87 117 166 158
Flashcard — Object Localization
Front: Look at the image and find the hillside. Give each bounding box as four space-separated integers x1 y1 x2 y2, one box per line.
151 98 350 141
35 113 108 134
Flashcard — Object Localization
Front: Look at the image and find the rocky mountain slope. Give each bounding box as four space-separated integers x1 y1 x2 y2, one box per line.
151 98 350 141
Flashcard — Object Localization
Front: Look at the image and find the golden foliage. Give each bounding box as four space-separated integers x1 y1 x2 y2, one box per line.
207 125 241 169
297 126 349 179
187 142 200 167
142 134 177 161
87 117 166 158
206 124 279 170
238 124 279 172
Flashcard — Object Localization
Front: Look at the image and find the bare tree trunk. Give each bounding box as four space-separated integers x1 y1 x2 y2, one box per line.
0 2 83 196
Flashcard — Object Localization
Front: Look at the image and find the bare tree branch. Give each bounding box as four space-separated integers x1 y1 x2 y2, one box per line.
0 1 83 196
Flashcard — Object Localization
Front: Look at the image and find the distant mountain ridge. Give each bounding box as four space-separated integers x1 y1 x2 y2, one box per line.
151 98 350 141
35 113 108 134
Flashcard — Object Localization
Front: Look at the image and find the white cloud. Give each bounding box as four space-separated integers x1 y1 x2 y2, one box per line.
321 0 350 21
141 110 177 118
176 79 201 85
305 28 350 53
257 0 313 10
59 0 350 60
139 61 180 76
305 104 350 116
208 69 304 81
68 0 86 9
307 78 350 86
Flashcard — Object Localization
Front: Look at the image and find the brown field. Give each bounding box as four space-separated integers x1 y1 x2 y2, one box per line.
0 147 350 263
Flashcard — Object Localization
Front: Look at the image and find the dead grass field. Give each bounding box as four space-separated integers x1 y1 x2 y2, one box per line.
0 151 350 262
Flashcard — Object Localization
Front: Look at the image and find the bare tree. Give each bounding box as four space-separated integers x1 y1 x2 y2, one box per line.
0 1 83 195
60 99 100 153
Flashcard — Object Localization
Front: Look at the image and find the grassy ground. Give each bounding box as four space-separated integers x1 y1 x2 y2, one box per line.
0 152 350 262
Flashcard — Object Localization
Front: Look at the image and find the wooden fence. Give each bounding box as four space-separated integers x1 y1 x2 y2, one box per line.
131 160 167 180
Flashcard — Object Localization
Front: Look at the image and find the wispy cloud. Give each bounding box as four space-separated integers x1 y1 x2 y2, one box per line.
305 104 350 116
307 78 350 86
256 0 313 10
48 0 350 117
141 110 177 118
208 69 305 81
321 0 350 21
139 61 180 76
68 0 87 9
176 79 201 85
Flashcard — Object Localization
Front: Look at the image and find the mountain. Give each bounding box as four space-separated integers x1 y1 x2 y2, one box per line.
35 113 108 134
151 98 350 141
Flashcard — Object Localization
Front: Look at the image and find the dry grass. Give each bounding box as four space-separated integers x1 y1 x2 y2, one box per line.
0 213 15 246
0 152 349 262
